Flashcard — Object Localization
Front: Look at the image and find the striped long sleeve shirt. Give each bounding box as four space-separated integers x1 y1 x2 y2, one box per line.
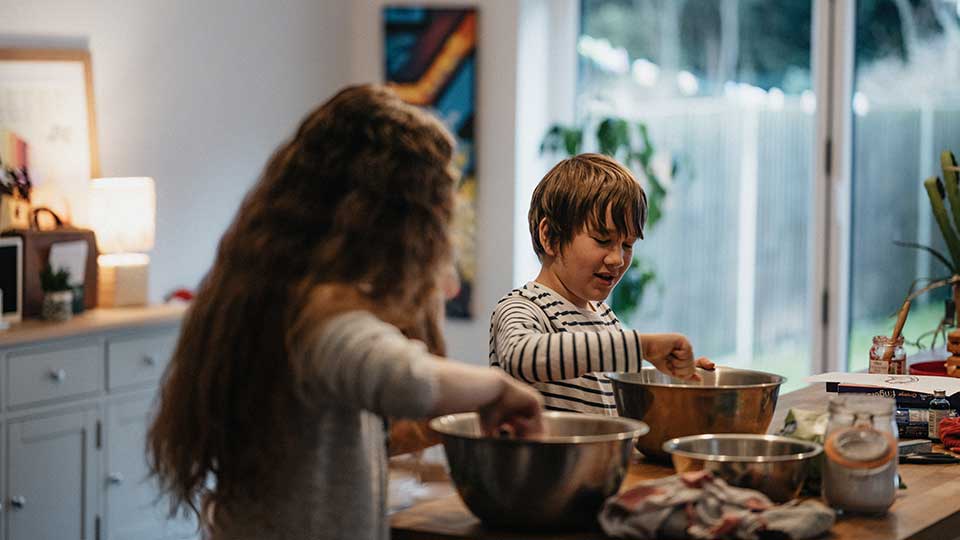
489 282 643 415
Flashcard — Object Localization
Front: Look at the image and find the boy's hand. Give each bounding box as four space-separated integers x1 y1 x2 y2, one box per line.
641 333 705 381
479 373 544 438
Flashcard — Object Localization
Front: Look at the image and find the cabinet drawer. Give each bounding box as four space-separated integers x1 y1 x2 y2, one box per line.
107 331 177 390
7 342 105 408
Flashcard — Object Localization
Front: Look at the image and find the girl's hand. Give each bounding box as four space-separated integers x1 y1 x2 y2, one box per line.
642 333 702 381
479 373 544 438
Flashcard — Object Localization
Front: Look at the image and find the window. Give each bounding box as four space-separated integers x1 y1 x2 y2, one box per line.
848 0 960 371
579 1 816 389
578 0 960 384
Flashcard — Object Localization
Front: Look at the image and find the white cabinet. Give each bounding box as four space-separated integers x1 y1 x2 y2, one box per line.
7 407 99 540
0 305 189 540
107 334 175 391
7 342 104 409
105 393 195 540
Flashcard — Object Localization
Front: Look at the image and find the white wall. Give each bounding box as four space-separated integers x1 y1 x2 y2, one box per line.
349 0 523 364
0 0 350 301
2 0 576 365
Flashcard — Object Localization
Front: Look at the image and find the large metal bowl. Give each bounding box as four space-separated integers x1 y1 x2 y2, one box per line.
608 367 784 461
663 434 823 502
429 411 648 530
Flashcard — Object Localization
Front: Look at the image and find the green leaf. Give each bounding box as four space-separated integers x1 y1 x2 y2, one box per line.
893 240 956 274
924 176 960 269
564 128 583 156
40 265 71 292
597 118 630 158
635 122 654 164
540 125 583 156
609 256 657 316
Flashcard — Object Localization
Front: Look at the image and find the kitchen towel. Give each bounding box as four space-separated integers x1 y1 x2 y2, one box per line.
598 471 835 540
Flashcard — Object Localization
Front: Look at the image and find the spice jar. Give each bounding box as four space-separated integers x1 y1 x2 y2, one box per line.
822 395 899 514
869 335 906 374
928 390 953 441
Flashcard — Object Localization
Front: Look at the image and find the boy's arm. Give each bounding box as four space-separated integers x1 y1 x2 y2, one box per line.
491 297 643 383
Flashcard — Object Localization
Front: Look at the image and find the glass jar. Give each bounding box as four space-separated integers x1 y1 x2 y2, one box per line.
822 395 899 514
869 335 906 374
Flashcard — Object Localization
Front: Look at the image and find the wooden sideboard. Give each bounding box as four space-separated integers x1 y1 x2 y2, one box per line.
0 305 195 540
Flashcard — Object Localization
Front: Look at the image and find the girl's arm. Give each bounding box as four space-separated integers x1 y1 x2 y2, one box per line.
304 310 541 434
431 361 543 435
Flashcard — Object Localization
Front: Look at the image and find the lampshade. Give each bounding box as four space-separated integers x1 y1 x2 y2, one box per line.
89 177 156 254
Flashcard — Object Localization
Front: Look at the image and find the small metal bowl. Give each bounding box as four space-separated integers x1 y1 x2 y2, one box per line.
663 434 823 502
429 412 648 530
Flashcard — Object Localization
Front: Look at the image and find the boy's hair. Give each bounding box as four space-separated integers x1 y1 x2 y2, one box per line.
147 84 456 527
528 153 647 259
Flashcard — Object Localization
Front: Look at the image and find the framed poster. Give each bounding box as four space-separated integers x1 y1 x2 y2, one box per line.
0 49 99 224
384 6 477 319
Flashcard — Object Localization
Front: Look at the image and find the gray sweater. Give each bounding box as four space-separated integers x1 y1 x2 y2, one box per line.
211 310 439 540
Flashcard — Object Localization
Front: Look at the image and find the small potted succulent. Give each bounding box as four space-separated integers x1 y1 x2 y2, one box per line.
40 266 74 322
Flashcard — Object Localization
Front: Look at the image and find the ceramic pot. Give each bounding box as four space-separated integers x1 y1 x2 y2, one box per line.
42 290 74 322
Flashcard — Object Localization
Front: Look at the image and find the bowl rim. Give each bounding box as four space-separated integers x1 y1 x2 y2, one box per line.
428 411 650 444
606 366 786 390
662 433 823 463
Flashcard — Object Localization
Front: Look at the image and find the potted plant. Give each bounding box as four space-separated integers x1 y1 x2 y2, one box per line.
540 116 681 317
40 265 73 322
889 149 960 377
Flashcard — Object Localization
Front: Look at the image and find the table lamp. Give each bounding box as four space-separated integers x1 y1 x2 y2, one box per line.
89 177 155 307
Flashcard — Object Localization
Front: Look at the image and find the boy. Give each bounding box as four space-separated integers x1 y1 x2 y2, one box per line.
489 153 712 414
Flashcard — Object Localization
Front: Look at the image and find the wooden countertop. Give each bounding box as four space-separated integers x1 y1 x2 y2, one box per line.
391 383 960 540
0 304 187 347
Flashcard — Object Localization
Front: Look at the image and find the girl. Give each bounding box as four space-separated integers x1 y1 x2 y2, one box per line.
147 84 543 540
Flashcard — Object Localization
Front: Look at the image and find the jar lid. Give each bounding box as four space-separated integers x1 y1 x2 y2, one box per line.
872 335 905 346
828 394 896 416
824 426 897 470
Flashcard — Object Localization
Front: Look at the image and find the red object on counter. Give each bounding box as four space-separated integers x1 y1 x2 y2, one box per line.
909 360 950 377
164 288 194 303
939 417 960 453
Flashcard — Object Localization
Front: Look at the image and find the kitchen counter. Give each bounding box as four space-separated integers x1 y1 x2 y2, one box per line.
0 303 187 347
390 383 960 540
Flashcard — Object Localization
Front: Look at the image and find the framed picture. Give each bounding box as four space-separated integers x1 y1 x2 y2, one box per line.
0 49 99 224
384 6 477 319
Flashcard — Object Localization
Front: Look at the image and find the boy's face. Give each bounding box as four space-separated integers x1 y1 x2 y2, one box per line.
539 207 637 308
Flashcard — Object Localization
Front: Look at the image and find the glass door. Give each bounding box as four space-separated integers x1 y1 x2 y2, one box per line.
848 0 960 371
578 0 817 389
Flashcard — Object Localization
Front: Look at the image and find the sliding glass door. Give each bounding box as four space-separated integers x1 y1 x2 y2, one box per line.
578 0 816 389
574 0 960 379
848 0 960 371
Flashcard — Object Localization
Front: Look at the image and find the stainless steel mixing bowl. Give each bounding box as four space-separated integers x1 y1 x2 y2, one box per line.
662 434 823 502
608 367 785 461
428 411 648 530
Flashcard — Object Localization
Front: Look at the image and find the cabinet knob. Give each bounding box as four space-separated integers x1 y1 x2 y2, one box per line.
142 355 157 366
10 496 25 509
48 369 67 382
108 472 125 485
